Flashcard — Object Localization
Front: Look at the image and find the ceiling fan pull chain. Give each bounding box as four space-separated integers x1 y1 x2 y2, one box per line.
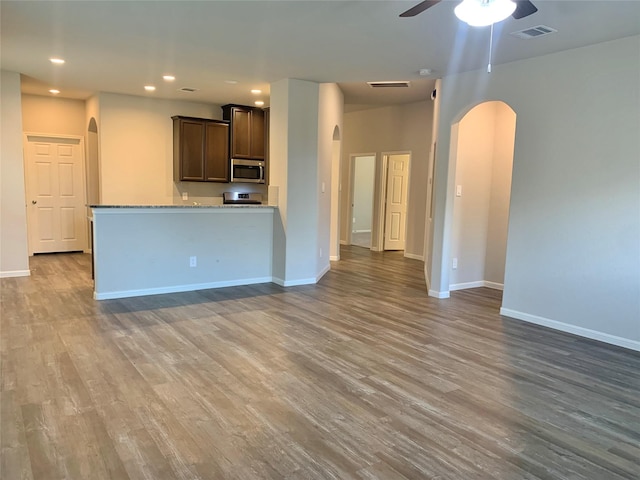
488 22 494 73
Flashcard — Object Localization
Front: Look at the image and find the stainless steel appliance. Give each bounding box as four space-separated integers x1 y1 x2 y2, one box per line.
222 192 263 205
230 159 265 184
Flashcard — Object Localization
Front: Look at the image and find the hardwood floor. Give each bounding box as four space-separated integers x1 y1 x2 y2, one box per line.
1 247 639 479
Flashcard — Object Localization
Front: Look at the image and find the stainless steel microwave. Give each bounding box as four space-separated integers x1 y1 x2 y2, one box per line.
230 159 265 184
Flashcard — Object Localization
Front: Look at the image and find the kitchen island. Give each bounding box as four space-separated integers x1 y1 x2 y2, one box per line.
90 205 275 300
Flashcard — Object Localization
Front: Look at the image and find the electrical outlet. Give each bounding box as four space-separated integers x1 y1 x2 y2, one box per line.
319 248 323 258
189 256 197 267
182 192 189 201
452 257 458 269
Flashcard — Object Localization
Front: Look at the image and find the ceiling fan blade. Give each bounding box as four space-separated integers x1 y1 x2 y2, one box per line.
512 0 538 20
399 0 442 18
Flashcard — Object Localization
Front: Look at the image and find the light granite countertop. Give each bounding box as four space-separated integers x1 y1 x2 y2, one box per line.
89 204 275 209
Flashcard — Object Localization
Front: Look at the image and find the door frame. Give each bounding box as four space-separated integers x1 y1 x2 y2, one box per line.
347 153 376 248
23 132 88 255
376 151 412 252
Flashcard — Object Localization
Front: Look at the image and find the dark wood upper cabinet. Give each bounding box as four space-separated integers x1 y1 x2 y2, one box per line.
173 116 229 182
222 105 265 161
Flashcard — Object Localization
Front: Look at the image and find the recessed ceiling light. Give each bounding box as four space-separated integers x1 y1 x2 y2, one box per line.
163 75 175 81
225 80 238 84
50 58 65 65
49 89 60 94
251 89 262 94
144 85 156 92
254 101 265 106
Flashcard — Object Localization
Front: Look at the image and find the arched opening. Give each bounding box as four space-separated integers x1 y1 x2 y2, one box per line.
87 117 100 205
448 101 516 297
329 125 341 260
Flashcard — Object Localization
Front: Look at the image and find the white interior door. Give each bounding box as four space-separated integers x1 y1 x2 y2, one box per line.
25 135 87 254
384 154 409 251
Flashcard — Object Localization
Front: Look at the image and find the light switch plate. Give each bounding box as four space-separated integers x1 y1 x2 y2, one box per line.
456 185 462 197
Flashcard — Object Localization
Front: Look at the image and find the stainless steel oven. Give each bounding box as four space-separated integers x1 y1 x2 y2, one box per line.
230 159 265 184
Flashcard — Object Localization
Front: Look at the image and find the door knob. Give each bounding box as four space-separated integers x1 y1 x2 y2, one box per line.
32 200 37 204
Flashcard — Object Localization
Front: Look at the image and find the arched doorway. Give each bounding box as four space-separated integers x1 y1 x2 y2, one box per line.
330 125 341 260
449 101 516 294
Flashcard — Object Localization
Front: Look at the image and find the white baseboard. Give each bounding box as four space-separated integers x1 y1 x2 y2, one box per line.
500 308 640 352
450 281 485 291
0 269 31 278
484 281 504 291
450 280 504 291
404 252 424 261
330 255 339 261
316 263 331 282
352 229 371 233
428 289 450 299
94 276 272 300
272 276 317 287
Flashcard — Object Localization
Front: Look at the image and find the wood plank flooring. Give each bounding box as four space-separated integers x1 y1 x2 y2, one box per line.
1 246 639 479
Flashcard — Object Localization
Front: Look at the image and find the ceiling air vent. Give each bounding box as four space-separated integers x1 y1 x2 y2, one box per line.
179 87 198 93
367 81 411 88
511 25 557 40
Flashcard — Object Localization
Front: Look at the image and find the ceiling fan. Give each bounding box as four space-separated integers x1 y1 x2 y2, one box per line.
400 0 538 21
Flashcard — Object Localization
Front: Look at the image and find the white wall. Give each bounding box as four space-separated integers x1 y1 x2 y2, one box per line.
98 93 222 204
0 70 30 277
450 101 514 289
93 208 274 299
485 103 515 285
270 79 321 286
317 83 343 267
22 95 86 137
341 100 433 259
430 36 640 350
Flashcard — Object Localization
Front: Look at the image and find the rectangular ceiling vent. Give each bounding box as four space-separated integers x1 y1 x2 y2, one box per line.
511 25 557 40
179 87 199 93
367 81 411 88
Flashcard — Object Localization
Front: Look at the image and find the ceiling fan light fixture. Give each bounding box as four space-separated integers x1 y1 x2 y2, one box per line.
454 0 516 27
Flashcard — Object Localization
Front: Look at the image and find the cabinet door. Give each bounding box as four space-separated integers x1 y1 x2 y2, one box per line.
231 109 251 158
250 109 265 160
180 120 205 180
204 122 229 182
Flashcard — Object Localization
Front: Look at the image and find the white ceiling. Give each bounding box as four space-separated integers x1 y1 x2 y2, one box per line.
2 1 639 107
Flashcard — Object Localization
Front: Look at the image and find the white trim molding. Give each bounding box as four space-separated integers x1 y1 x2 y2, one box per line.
0 270 31 278
404 252 424 261
272 276 317 287
500 308 640 353
428 289 450 299
316 264 331 282
450 280 504 291
95 277 273 300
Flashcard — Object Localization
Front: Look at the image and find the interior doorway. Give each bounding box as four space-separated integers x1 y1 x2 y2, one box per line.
346 152 411 252
24 134 88 255
350 154 375 248
449 101 516 292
